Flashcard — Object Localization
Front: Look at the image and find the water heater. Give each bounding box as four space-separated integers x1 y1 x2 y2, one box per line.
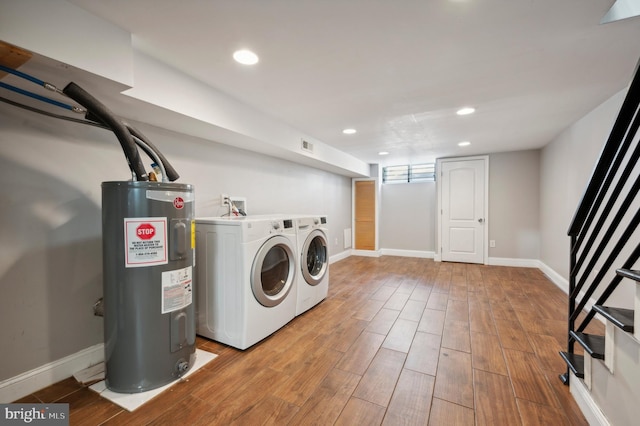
102 181 196 393
0 68 198 393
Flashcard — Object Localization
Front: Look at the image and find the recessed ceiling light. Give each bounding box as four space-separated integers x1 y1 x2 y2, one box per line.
342 128 357 135
458 141 471 147
456 107 475 116
378 151 389 156
233 49 259 65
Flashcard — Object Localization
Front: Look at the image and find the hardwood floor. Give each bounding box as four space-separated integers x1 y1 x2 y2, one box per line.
14 256 599 425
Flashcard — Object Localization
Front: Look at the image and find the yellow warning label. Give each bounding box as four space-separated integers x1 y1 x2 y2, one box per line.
191 220 196 249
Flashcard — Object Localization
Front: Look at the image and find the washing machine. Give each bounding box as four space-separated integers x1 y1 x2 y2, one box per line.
195 216 298 349
295 215 329 316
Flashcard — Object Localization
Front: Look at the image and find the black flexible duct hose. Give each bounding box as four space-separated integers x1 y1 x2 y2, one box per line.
124 122 180 181
85 112 180 182
63 82 148 181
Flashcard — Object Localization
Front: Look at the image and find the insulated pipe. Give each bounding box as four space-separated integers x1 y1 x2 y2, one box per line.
63 82 148 181
124 122 180 182
131 135 166 181
85 112 173 181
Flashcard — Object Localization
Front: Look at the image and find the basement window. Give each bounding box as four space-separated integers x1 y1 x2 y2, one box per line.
383 163 435 183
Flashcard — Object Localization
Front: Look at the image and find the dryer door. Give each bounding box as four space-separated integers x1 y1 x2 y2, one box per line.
302 229 328 286
251 235 295 307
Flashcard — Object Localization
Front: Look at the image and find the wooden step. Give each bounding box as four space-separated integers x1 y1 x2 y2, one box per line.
616 268 640 282
570 331 605 359
559 352 584 379
593 305 634 332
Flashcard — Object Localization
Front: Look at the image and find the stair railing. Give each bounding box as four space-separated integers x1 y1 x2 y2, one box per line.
561 58 640 385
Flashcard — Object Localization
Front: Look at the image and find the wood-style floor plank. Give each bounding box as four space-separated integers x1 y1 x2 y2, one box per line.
470 331 508 375
445 299 470 326
352 299 385 321
381 318 419 353
371 285 397 302
335 331 386 375
418 308 446 335
404 331 441 376
334 397 386 425
365 308 400 336
409 286 432 302
433 348 474 409
473 369 522 425
274 349 343 405
287 369 361 426
540 368 589 426
16 257 590 426
426 291 449 311
517 398 571 426
399 299 427 322
382 369 435 425
428 397 475 425
503 348 561 409
494 318 534 353
441 323 471 353
32 377 82 403
352 348 406 407
527 333 566 373
383 292 411 311
469 306 497 334
64 388 123 425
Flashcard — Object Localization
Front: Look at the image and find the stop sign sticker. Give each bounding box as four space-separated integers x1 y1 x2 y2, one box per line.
125 217 168 267
137 223 156 240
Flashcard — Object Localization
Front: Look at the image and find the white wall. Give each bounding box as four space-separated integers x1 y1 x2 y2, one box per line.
0 102 352 382
488 150 540 260
540 90 627 281
380 181 436 253
378 150 541 262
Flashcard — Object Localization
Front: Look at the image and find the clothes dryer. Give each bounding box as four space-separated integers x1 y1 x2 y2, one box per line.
295 216 329 315
195 216 298 349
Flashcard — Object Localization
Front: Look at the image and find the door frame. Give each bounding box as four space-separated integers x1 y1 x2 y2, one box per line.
435 155 489 264
352 177 381 256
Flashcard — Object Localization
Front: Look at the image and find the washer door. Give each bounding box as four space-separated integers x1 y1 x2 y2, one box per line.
251 235 295 307
302 230 328 286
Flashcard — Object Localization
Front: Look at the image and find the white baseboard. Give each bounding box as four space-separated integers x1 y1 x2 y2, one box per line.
0 344 104 403
569 372 610 426
329 249 352 264
488 257 539 268
538 261 602 322
380 249 434 259
351 249 382 258
538 261 569 293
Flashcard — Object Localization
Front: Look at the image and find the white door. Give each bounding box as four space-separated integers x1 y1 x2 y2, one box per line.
441 159 486 264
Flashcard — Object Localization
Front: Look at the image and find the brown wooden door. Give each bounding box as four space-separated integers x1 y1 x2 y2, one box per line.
355 180 376 250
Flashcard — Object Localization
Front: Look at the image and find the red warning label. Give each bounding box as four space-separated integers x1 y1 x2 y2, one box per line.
124 217 167 268
136 223 156 240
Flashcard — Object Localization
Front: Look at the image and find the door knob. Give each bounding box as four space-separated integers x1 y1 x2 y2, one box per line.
478 218 484 223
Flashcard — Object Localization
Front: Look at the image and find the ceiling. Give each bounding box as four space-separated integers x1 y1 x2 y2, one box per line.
67 0 640 166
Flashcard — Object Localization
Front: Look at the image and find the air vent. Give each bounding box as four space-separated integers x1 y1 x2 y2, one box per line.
301 139 314 153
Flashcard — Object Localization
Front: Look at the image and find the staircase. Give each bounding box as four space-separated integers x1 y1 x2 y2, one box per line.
560 57 640 425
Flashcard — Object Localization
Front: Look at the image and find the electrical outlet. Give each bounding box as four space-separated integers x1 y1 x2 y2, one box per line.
221 193 229 206
490 240 496 248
